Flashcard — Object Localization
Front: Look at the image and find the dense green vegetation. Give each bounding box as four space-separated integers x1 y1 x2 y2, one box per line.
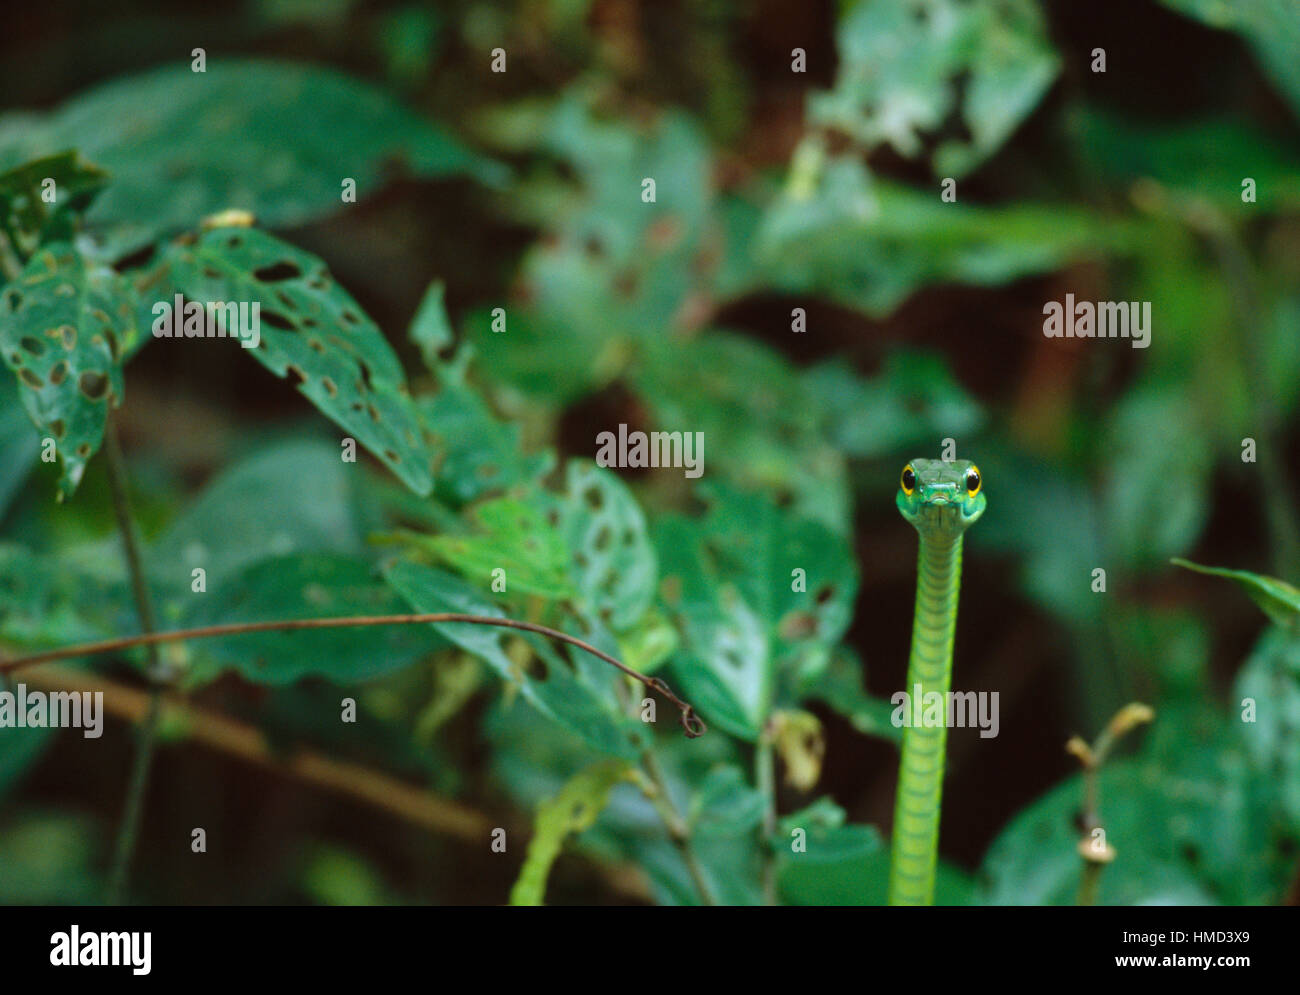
0 0 1298 905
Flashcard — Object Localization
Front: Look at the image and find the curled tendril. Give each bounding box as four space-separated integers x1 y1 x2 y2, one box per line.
647 676 707 738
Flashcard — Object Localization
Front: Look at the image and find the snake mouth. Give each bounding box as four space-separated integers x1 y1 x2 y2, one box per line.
918 497 964 529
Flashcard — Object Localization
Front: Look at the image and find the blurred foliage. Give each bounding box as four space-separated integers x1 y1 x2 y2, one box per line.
1 0 1299 906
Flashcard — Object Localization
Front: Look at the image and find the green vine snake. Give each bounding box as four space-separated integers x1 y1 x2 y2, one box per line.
888 457 986 906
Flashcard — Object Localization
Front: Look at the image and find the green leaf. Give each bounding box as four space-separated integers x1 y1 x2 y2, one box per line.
1234 626 1300 832
687 764 765 838
1076 110 1300 212
466 239 670 406
655 483 858 740
756 155 1119 316
487 700 759 904
418 380 553 507
0 60 503 254
0 374 40 517
806 351 984 461
636 331 852 534
772 804 974 906
1173 559 1300 629
180 552 447 685
977 717 1288 906
940 0 1061 177
467 97 714 406
509 760 631 905
406 282 552 506
408 280 454 374
383 561 642 758
0 243 138 498
0 542 135 648
147 436 373 623
550 461 657 631
539 99 712 268
776 823 883 904
810 0 1059 176
614 608 678 676
0 151 108 262
802 648 903 746
165 227 433 495
408 497 575 600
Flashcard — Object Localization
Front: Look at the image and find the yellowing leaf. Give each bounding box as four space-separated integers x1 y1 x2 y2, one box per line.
508 761 631 906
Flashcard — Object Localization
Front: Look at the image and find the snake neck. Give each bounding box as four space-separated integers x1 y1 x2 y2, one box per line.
888 530 964 906
909 531 964 688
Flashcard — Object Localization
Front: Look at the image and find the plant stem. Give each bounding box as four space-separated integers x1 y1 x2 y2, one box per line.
639 748 718 906
106 688 161 904
1068 704 1153 906
755 732 778 905
102 419 164 904
1078 861 1103 907
1 614 705 739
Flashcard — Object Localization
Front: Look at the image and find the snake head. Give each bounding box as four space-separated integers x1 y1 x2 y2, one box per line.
896 458 985 538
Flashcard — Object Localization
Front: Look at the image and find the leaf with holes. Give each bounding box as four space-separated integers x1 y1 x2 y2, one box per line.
165 227 432 495
755 154 1122 318
653 482 858 740
0 151 108 264
548 460 657 632
383 561 642 759
0 243 137 498
466 98 713 406
809 0 1059 176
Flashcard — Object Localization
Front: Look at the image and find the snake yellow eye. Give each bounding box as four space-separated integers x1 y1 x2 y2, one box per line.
965 466 981 497
901 465 916 495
